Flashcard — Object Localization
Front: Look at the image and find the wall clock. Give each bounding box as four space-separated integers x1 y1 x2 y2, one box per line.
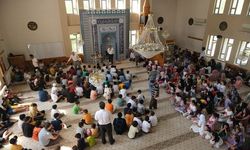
219 21 228 31
27 21 38 31
157 17 164 24
188 18 194 25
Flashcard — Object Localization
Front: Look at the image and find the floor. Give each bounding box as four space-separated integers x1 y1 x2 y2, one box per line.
3 60 250 150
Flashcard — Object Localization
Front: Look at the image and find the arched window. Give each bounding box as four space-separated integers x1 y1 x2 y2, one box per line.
235 41 250 65
130 0 140 13
206 35 218 57
100 0 111 9
213 0 227 14
219 38 234 61
83 0 95 10
229 0 245 15
116 0 125 9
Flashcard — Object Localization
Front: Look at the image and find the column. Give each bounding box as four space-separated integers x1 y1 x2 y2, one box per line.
95 0 100 9
111 0 115 9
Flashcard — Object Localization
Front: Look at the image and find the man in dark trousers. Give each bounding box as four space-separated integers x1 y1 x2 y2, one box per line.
95 101 115 145
149 80 159 109
106 46 114 64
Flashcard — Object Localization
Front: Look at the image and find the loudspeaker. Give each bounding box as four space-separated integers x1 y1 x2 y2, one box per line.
217 35 222 39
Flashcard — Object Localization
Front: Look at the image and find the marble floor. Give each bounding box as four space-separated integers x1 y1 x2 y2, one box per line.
3 60 250 150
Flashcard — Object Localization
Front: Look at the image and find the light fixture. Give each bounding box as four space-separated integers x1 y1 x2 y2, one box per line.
130 14 168 58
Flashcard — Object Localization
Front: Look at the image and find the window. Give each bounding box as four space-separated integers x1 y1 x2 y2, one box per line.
219 38 234 61
235 41 250 65
130 0 140 13
70 34 83 53
213 0 226 14
116 0 125 9
65 0 78 14
248 3 250 15
229 0 244 15
83 0 95 10
129 30 138 46
206 35 218 57
100 0 111 9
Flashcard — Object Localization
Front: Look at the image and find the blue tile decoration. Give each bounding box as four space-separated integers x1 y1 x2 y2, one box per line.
80 9 130 63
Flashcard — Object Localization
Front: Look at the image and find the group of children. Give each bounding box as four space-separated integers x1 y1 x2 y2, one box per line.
147 47 250 149
70 85 159 148
2 47 250 149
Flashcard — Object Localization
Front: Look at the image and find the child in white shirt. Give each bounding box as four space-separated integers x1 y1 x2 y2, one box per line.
142 116 151 133
51 104 64 120
137 90 145 102
137 100 145 115
149 111 158 127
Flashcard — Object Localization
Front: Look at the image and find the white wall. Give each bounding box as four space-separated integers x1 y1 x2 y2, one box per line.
0 0 64 59
203 0 250 70
151 0 210 51
0 32 9 69
174 0 211 52
151 0 177 40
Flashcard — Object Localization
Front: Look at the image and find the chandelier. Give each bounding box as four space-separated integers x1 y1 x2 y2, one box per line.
89 72 105 87
131 14 168 58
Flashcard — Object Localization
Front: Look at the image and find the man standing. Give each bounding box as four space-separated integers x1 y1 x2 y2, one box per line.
199 47 206 60
29 54 39 71
95 101 115 145
107 46 114 64
149 80 159 110
67 52 81 68
148 66 159 96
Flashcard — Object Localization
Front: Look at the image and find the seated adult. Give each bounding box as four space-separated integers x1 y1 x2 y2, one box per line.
22 116 35 138
113 112 127 135
28 79 39 91
1 98 28 115
4 89 22 104
0 130 12 147
11 67 24 82
38 122 59 147
38 89 50 102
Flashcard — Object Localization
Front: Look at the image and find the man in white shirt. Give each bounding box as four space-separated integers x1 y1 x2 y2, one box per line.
130 51 135 61
106 46 114 64
199 47 206 60
29 54 39 71
67 52 81 68
95 101 115 145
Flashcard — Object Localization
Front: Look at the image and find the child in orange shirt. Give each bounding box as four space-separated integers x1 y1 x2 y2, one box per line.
105 99 114 113
125 110 134 127
82 109 92 125
32 121 42 141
